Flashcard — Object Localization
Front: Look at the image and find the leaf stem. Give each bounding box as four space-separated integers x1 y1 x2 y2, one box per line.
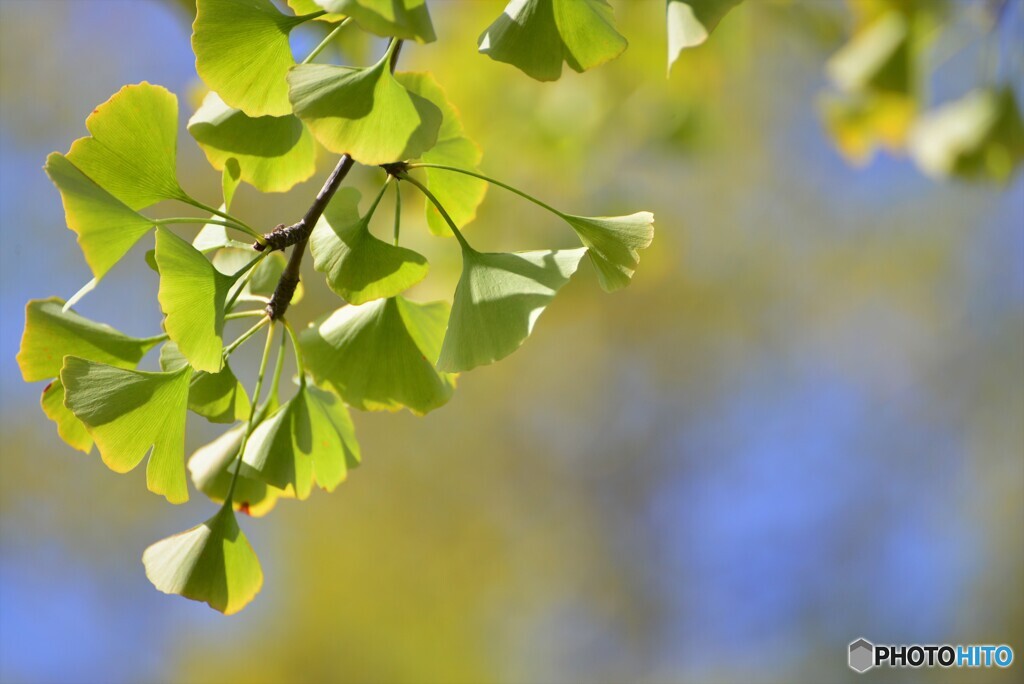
177 197 264 244
393 181 402 246
281 319 306 386
224 315 271 357
405 163 566 218
397 172 474 252
268 327 288 402
302 18 351 65
225 322 278 504
155 217 263 242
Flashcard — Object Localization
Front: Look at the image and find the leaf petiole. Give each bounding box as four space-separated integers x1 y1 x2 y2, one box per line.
225 322 278 503
393 181 402 246
397 172 474 252
405 163 565 218
175 197 264 244
223 315 271 357
301 17 351 65
281 319 306 387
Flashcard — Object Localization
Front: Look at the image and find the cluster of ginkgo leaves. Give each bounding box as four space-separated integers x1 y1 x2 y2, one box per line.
15 0 685 615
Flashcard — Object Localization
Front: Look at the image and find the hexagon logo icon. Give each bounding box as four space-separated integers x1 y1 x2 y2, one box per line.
849 638 875 673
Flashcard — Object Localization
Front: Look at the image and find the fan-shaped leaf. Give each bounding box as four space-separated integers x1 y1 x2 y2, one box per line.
189 423 283 517
288 57 442 164
160 341 251 423
44 153 156 281
478 0 627 82
667 0 742 71
193 0 309 117
438 247 587 372
239 384 360 498
61 358 193 503
64 83 186 209
142 504 263 615
310 187 428 303
300 297 455 414
188 92 316 193
398 73 487 235
314 0 434 42
562 212 655 292
155 228 238 373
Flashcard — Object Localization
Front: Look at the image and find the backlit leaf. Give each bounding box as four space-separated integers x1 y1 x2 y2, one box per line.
189 423 283 517
62 358 192 503
310 187 428 304
667 0 742 71
18 297 157 382
478 0 627 82
143 504 263 615
193 0 309 117
438 247 587 372
287 0 345 21
826 12 911 95
188 91 317 193
562 212 655 292
909 87 1024 183
160 341 251 423
288 56 443 164
821 92 916 165
44 153 156 281
239 383 360 498
314 0 434 42
398 73 487 236
300 296 455 414
64 83 186 209
41 378 93 454
155 228 237 373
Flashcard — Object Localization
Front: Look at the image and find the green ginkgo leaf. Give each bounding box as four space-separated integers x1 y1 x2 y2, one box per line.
41 378 93 454
288 51 443 164
666 0 742 71
310 187 428 304
193 0 310 117
64 83 186 210
189 423 284 517
19 298 160 454
562 212 655 292
18 298 157 382
287 0 345 21
61 357 193 503
300 296 455 414
478 0 627 82
826 12 911 96
909 87 1024 183
239 383 360 498
155 228 237 373
188 92 317 193
398 73 487 236
142 504 263 615
314 0 434 42
438 247 587 372
160 342 251 423
44 153 157 281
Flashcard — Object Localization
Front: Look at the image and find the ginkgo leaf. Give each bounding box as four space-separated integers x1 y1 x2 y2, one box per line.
64 83 186 210
314 0 434 42
155 228 237 373
188 91 317 193
826 12 911 95
239 383 360 498
561 212 655 292
142 504 263 615
288 56 442 164
478 0 627 82
300 296 455 414
41 378 93 454
62 357 192 503
189 423 283 517
18 298 157 382
310 187 428 304
909 87 1024 183
193 0 310 117
438 247 587 372
223 159 242 210
820 92 916 165
667 0 742 71
44 153 157 281
287 0 345 21
398 73 487 236
160 341 251 423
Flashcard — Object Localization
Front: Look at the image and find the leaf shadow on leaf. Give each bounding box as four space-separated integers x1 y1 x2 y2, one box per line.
189 110 304 157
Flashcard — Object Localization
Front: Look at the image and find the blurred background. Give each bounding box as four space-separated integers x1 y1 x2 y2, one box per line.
1 1 1021 682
